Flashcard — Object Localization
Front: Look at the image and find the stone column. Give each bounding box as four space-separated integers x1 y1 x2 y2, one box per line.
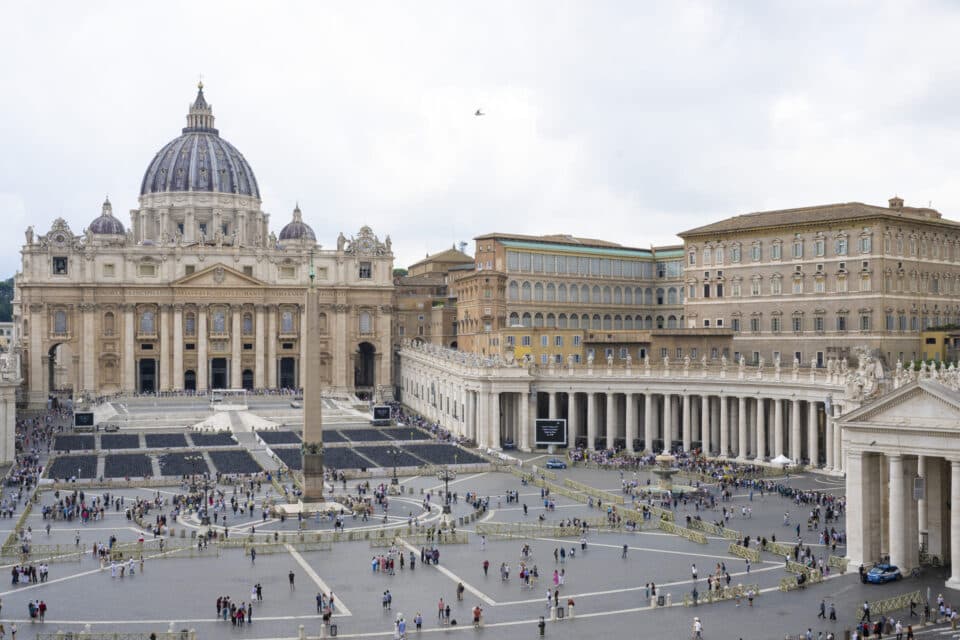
889 455 907 569
197 306 208 392
520 391 530 451
489 392 501 449
568 392 578 445
643 393 654 453
755 398 766 462
267 306 277 389
719 396 729 457
682 394 691 452
790 399 801 463
825 416 834 470
586 393 597 450
918 456 927 545
172 305 184 391
737 396 748 460
833 404 844 472
807 401 818 467
548 392 558 420
254 305 265 389
948 460 960 589
774 399 784 458
467 391 477 442
81 303 95 394
625 393 636 453
905 456 920 571
123 305 135 393
476 391 489 448
926 457 944 559
159 304 171 391
846 450 865 566
662 393 672 449
28 304 46 406
606 393 616 448
231 306 242 389
299 304 307 389
700 395 711 455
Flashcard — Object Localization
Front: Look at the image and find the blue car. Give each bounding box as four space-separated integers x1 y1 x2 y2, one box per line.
866 564 902 584
545 458 567 469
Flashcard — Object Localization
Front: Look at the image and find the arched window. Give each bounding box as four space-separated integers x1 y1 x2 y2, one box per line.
645 315 653 329
508 281 519 301
140 310 155 334
546 283 556 302
509 312 520 326
558 313 568 329
667 287 678 304
667 315 678 328
185 313 196 337
213 310 227 333
103 312 115 336
656 288 665 305
359 311 372 334
614 315 623 329
582 285 590 302
569 314 579 329
534 282 544 301
569 286 579 303
616 287 624 304
242 313 253 335
522 312 532 328
603 287 612 304
533 313 544 328
281 310 294 334
645 288 653 305
592 286 601 303
521 282 532 301
603 314 612 330
557 284 567 302
54 310 67 335
656 315 665 329
592 314 602 329
545 313 556 328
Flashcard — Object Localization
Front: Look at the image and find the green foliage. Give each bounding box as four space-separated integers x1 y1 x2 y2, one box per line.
393 268 408 278
0 277 12 322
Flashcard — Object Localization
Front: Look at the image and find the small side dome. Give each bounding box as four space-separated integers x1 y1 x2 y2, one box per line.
279 205 316 242
89 198 126 235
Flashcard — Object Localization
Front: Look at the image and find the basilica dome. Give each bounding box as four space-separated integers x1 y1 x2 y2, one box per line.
88 198 125 235
279 205 316 242
140 84 260 199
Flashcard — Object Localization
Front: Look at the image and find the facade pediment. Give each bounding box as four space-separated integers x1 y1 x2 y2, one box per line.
841 380 960 428
172 263 268 288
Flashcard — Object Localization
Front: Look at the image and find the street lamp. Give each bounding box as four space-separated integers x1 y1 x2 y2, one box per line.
386 448 401 485
436 466 457 515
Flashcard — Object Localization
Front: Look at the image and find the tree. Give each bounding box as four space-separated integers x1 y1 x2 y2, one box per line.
0 277 13 322
393 268 408 278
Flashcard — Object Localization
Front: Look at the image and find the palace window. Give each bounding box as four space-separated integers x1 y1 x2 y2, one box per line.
53 310 67 335
140 310 155 334
103 312 115 336
185 313 196 337
242 313 253 335
359 312 372 334
52 257 68 275
213 310 226 333
359 262 372 279
792 316 802 332
814 316 824 332
835 237 848 256
730 244 741 263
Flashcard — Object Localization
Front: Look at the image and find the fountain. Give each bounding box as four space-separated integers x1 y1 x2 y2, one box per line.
651 451 680 493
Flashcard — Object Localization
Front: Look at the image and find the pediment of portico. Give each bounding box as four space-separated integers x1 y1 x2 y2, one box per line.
840 380 960 429
172 263 267 288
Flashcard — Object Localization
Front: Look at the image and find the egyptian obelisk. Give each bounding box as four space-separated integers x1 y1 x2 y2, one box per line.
302 259 325 501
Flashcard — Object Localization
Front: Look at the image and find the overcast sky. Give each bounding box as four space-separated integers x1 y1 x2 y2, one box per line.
3 1 960 276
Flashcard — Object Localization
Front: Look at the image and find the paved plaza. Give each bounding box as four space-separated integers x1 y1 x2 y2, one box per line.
2 400 955 640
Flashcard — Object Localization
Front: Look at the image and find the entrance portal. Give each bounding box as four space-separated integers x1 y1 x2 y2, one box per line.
184 370 197 391
211 358 228 389
241 369 254 391
138 359 156 393
355 342 376 389
279 357 296 389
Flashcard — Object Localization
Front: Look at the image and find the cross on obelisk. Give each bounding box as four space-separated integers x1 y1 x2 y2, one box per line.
302 249 325 501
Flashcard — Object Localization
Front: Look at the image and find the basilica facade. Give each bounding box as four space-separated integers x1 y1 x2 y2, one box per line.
14 85 394 407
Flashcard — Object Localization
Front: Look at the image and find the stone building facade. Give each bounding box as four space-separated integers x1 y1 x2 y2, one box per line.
14 85 394 407
680 197 960 368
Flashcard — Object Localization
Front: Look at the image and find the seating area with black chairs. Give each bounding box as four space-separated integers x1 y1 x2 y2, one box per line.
103 454 153 478
100 434 140 449
337 429 391 442
159 452 211 476
320 430 347 443
274 447 302 470
402 444 484 465
256 430 301 445
208 450 262 474
53 435 95 451
47 455 97 479
354 445 424 468
190 432 236 447
379 427 432 440
145 433 188 448
323 447 377 471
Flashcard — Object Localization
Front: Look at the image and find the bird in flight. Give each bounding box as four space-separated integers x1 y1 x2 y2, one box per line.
475 109 485 116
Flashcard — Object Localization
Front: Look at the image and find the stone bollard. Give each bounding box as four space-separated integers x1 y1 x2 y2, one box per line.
298 624 306 640
666 593 672 606
650 596 657 608
568 604 574 619
550 605 557 622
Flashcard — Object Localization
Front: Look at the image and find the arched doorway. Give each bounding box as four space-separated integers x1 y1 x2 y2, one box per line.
241 369 254 391
138 359 156 393
279 357 296 389
449 341 458 349
355 342 375 390
211 358 227 389
184 370 197 391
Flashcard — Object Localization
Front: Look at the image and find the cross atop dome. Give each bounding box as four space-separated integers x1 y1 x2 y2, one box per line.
184 82 217 134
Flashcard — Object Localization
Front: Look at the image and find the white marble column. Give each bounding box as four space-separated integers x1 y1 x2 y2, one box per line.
548 392 558 420
625 393 636 453
644 393 654 452
28 304 46 405
755 398 766 462
122 305 135 392
682 394 691 452
790 399 801 463
662 394 672 449
917 456 927 543
948 460 960 589
700 395 711 454
489 392 501 449
254 305 265 389
825 416 834 470
737 396 748 459
568 392 578 445
606 393 616 448
808 401 818 467
833 404 844 472
173 305 184 391
197 307 208 392
231 306 242 389
159 305 171 391
81 304 95 393
519 391 530 451
774 399 784 458
586 393 597 450
477 391 489 448
719 396 729 457
889 455 907 569
926 457 944 559
267 306 277 389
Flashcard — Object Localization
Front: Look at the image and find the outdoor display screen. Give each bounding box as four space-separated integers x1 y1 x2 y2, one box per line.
373 406 391 421
535 419 568 446
74 412 94 427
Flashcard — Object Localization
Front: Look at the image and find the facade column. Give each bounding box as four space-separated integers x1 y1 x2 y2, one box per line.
80 303 95 394
476 391 489 448
197 306 208 392
625 393 636 453
489 392 501 449
888 455 907 569
917 456 927 545
231 306 242 389
643 393 654 452
926 457 944 559
833 403 844 472
948 460 960 590
662 394 673 449
586 393 597 450
755 398 766 462
606 393 616 448
567 392 578 445
254 305 265 389
700 395 711 455
790 399 801 463
719 396 729 457
737 396 748 460
159 304 171 391
519 391 530 451
682 394 691 452
808 402 818 467
548 392 558 420
774 399 784 458
267 306 277 389
123 305 135 393
173 305 184 391
905 456 920 571
825 416 834 470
